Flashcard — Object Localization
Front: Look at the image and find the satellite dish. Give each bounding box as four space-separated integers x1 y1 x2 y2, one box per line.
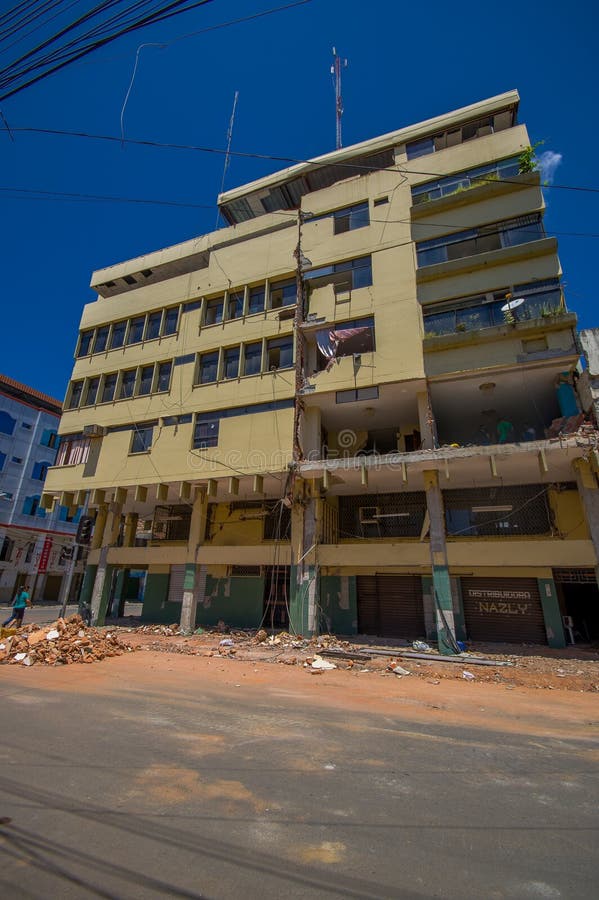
501 297 526 312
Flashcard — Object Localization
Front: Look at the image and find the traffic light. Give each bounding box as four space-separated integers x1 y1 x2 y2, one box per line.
76 515 94 545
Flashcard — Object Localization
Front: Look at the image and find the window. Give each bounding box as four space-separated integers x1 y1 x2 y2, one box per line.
32 461 50 480
77 330 94 357
101 373 117 403
226 291 244 321
110 320 127 349
305 255 373 293
22 495 41 516
40 428 57 448
223 347 240 379
156 361 172 392
130 424 154 454
412 156 521 205
417 215 545 267
56 436 90 466
316 317 375 370
82 377 100 406
67 380 83 409
248 286 265 315
0 451 5 470
163 307 179 335
266 336 293 370
333 201 370 234
12 456 23 464
93 326 109 353
59 504 79 523
145 311 162 340
0 536 14 561
193 414 220 449
243 341 262 376
127 316 145 345
198 351 219 384
336 386 379 403
21 422 32 430
138 365 154 396
405 109 515 159
0 411 16 435
270 279 296 309
25 542 35 563
205 297 224 326
119 369 136 399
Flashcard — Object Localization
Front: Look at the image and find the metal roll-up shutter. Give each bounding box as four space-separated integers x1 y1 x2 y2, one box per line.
357 575 424 638
461 577 546 643
167 564 186 604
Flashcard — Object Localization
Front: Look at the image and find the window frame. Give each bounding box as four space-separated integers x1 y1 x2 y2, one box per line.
130 424 154 455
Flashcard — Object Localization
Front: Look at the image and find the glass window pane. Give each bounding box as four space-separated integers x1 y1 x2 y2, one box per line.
352 261 373 289
244 342 262 376
156 361 172 392
267 337 293 369
456 305 493 331
138 365 154 395
223 347 240 379
101 373 117 403
127 317 145 345
406 137 434 159
205 298 223 325
78 330 94 357
194 418 219 448
227 291 244 320
110 321 126 349
146 312 162 340
199 352 218 384
163 307 179 335
68 381 83 409
270 279 296 308
503 219 544 247
93 326 109 354
83 377 100 406
120 370 136 399
248 286 265 314
418 245 447 266
131 426 153 454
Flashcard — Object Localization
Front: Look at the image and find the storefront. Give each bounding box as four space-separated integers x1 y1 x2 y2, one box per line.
461 577 546 643
357 575 424 639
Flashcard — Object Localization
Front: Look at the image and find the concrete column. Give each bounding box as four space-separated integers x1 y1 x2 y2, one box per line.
90 501 123 626
180 488 208 633
289 480 319 636
423 469 458 655
90 504 108 551
300 406 322 461
537 577 566 649
417 389 437 450
123 513 139 548
573 459 599 568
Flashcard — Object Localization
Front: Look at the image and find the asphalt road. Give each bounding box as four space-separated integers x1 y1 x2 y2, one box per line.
0 655 597 899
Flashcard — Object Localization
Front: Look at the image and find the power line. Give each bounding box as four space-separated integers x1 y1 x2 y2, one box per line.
4 124 599 196
0 185 215 208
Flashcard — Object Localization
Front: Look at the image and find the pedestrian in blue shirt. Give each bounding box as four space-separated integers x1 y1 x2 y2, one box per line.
2 586 31 628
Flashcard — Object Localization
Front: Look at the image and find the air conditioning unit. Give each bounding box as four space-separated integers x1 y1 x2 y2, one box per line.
83 424 106 437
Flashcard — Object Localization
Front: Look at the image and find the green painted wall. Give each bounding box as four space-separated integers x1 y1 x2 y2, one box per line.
289 564 314 636
538 578 567 649
320 575 357 635
197 576 264 628
78 565 97 616
141 573 178 623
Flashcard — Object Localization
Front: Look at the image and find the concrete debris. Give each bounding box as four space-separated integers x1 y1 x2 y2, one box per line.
462 670 476 681
219 638 234 647
311 656 337 670
1 615 137 667
254 629 267 643
392 665 411 676
412 641 432 652
136 624 181 636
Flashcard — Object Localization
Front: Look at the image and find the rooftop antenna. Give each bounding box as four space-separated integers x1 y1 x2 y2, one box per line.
331 47 347 150
216 90 239 228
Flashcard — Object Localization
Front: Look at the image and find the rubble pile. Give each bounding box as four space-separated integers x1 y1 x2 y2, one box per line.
0 615 135 667
136 624 181 636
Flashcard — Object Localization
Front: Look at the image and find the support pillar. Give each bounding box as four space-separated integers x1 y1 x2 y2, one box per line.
90 501 122 626
180 487 208 633
538 577 566 648
289 480 319 637
417 389 437 450
573 460 599 587
423 469 458 655
123 512 139 548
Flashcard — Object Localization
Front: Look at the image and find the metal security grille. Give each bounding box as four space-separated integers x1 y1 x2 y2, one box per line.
553 568 597 584
461 578 546 643
231 566 262 576
152 505 192 542
357 575 425 638
444 485 551 538
339 493 427 539
167 565 186 604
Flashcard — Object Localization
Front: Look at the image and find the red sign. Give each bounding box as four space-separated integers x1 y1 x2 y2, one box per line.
38 537 53 573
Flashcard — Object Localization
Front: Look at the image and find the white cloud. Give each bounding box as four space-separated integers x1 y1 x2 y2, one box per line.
537 150 562 185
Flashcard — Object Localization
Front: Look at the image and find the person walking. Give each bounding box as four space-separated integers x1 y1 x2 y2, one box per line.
2 585 32 628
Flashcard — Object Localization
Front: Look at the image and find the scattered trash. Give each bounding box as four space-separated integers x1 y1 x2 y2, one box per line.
219 638 234 647
46 630 60 641
462 671 475 681
14 652 27 661
311 656 337 670
412 641 431 652
392 665 411 676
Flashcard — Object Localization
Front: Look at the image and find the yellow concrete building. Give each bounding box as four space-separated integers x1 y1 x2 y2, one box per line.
44 90 599 648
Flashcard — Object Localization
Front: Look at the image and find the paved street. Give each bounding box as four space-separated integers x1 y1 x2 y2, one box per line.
0 651 598 899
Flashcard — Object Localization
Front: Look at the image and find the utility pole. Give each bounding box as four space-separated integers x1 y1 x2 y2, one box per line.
331 47 347 150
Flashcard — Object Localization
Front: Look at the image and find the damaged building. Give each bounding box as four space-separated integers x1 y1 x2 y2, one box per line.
43 90 599 649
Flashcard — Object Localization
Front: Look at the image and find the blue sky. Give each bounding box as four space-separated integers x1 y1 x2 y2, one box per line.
1 0 596 400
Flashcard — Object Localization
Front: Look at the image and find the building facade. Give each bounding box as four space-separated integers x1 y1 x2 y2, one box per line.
44 90 599 647
0 375 81 603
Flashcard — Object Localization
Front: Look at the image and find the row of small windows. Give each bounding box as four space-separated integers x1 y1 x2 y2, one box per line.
0 453 52 478
77 307 179 357
405 108 515 160
0 413 57 448
422 279 564 337
203 277 296 325
21 496 80 521
416 214 545 267
67 361 173 409
197 335 294 383
411 156 521 205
